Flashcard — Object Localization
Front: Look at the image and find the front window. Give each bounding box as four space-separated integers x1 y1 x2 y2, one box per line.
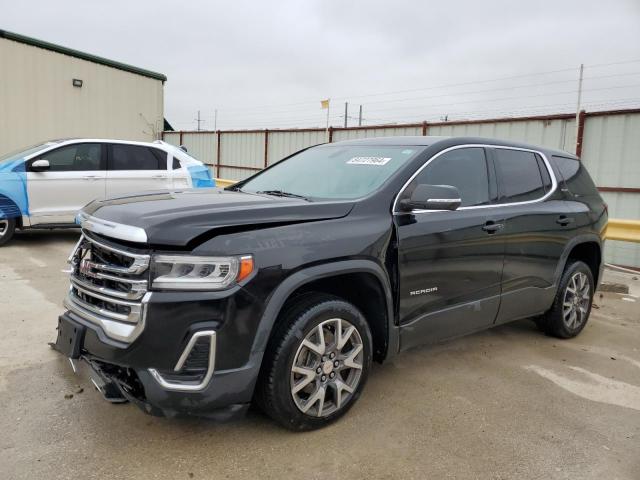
238 145 424 200
34 143 103 172
406 147 491 207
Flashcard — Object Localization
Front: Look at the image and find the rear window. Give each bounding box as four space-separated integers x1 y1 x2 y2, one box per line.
149 148 168 169
110 145 164 171
494 148 546 203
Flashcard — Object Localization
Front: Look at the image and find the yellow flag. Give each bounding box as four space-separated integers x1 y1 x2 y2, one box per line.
321 99 330 109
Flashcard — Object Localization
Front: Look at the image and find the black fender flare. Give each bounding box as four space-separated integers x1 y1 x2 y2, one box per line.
552 233 604 291
249 259 398 363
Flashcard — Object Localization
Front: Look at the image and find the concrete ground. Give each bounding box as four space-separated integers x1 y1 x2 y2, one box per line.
1 230 639 480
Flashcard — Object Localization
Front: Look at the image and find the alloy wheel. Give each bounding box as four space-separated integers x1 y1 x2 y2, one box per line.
0 220 8 237
290 318 364 417
562 271 590 329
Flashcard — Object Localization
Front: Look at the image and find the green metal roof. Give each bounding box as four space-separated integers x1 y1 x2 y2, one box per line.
0 29 167 82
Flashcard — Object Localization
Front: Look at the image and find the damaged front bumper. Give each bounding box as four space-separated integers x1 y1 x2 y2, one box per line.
52 310 260 420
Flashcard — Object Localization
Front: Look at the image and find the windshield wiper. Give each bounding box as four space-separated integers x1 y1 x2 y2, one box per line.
257 190 310 201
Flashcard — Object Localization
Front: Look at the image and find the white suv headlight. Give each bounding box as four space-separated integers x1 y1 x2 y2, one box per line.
150 255 254 290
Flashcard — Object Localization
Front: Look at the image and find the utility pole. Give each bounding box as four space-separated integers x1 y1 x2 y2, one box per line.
575 63 584 150
358 105 363 126
214 109 218 131
195 110 203 131
344 102 348 128
321 99 331 140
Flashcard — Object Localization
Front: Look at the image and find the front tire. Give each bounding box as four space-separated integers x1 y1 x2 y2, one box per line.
255 293 372 431
0 218 16 246
537 260 594 338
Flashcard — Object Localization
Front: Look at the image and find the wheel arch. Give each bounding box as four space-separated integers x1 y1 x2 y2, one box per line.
554 235 603 290
251 260 398 367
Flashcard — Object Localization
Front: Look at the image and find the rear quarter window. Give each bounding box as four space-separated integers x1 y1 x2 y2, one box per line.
551 156 599 197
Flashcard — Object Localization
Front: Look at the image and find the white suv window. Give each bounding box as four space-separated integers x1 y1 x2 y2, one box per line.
110 145 166 171
34 143 103 172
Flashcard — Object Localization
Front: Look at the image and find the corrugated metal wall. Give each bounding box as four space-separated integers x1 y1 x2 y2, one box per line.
181 132 218 167
219 132 265 180
581 113 640 189
267 130 327 166
163 109 640 267
428 117 576 152
162 131 181 146
0 37 164 155
332 126 423 142
581 112 640 267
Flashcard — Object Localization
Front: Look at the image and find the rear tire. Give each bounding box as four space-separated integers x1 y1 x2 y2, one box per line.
0 218 16 246
255 293 373 431
537 260 594 338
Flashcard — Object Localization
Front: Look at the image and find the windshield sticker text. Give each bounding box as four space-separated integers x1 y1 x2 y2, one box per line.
347 157 392 166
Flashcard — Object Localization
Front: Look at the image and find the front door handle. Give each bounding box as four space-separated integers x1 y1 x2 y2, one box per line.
482 221 504 233
556 215 574 226
82 175 100 180
152 175 167 179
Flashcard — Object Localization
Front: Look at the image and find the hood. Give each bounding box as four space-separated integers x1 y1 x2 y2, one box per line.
83 188 355 246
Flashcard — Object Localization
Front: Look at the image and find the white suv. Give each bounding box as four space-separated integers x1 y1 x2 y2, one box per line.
0 139 215 245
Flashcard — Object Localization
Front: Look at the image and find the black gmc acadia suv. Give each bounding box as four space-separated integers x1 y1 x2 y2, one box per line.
53 136 607 430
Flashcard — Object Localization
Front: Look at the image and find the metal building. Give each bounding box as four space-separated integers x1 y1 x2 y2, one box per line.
0 29 166 155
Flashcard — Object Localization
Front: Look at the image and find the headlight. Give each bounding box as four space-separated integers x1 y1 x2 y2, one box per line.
150 254 254 290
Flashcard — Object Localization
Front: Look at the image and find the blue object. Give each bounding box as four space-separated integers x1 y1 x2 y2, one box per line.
0 159 28 220
188 165 216 188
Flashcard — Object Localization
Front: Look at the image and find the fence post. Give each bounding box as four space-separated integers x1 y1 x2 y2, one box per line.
575 110 586 158
216 130 222 178
328 126 334 143
179 130 183 145
264 129 269 168
422 121 428 136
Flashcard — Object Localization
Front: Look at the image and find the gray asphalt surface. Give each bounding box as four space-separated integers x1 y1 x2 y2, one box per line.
1 230 639 480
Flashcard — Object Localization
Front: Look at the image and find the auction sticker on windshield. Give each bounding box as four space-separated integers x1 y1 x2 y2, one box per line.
347 157 392 166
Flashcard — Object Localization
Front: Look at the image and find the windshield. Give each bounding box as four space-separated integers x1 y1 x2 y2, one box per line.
0 142 58 165
239 145 424 200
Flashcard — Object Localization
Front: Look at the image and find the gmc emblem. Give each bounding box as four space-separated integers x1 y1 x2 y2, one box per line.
79 259 95 277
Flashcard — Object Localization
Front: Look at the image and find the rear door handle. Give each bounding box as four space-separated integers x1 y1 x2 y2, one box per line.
152 175 167 179
82 175 100 180
482 221 504 233
556 215 574 226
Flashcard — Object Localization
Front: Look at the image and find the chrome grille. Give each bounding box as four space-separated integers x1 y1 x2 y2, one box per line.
64 232 150 343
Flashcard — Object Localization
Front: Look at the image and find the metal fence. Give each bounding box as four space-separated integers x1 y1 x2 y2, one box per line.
163 107 640 267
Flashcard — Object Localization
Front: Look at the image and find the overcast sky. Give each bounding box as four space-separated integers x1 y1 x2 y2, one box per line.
3 0 640 130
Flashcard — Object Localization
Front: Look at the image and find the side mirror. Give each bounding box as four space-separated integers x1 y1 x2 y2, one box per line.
31 159 50 172
399 184 461 212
